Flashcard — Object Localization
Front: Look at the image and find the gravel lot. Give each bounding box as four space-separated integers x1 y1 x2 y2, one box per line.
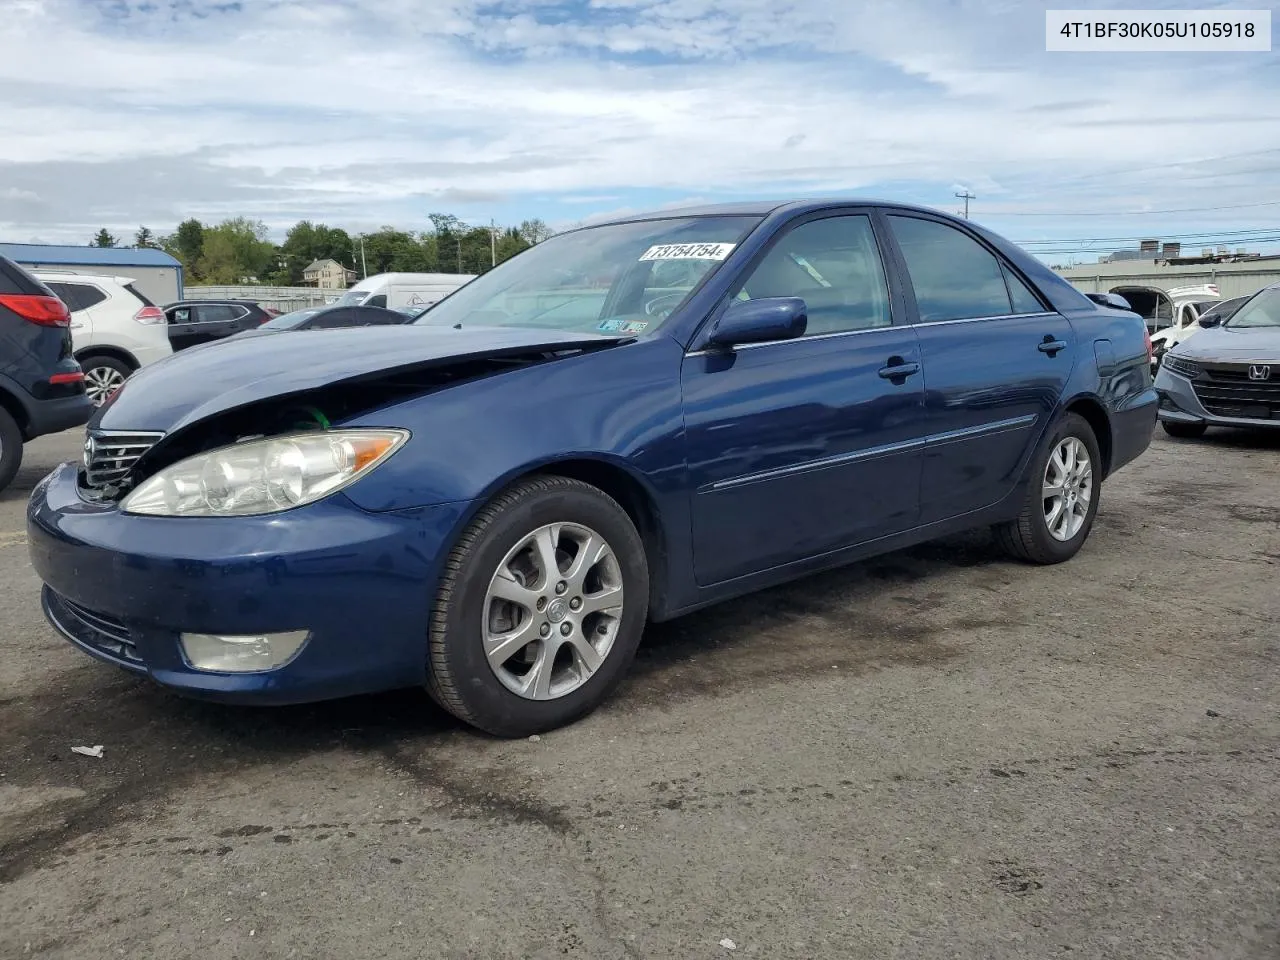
2 426 1277 960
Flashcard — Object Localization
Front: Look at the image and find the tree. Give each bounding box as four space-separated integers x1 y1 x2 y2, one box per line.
92 229 117 248
278 221 355 284
193 217 277 284
359 227 429 274
134 226 155 248
160 218 206 279
518 218 554 245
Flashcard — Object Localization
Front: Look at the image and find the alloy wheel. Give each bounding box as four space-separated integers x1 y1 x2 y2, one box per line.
84 366 126 406
1042 437 1093 542
482 522 625 700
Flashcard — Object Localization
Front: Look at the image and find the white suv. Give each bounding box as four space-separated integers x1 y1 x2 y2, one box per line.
36 272 172 406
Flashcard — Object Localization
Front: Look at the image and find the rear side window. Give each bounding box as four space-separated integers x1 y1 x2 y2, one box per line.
888 216 1015 323
0 256 52 295
196 304 246 323
364 293 387 308
124 283 155 307
1002 265 1045 314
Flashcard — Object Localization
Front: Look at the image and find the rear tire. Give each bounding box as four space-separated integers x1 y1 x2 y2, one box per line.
427 475 649 737
79 355 132 407
0 406 22 493
995 413 1102 565
1161 420 1207 440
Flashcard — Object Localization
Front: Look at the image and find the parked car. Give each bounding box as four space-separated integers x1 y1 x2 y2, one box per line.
247 304 413 335
1154 284 1279 437
331 272 475 311
35 272 171 407
1150 294 1251 371
0 256 92 491
28 200 1157 736
163 299 274 352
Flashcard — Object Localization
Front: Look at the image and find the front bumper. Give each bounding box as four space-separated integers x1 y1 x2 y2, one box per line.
1154 366 1280 430
27 462 470 704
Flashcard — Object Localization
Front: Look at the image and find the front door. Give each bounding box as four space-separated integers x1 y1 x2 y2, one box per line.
882 213 1076 525
681 212 927 586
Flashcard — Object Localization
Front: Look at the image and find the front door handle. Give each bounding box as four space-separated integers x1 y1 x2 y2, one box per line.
1038 337 1068 356
878 358 921 382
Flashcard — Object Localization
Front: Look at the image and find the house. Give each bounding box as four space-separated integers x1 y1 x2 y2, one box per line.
303 259 357 289
0 242 183 304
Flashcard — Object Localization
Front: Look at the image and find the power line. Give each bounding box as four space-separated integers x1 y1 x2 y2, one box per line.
1020 229 1280 246
992 200 1280 217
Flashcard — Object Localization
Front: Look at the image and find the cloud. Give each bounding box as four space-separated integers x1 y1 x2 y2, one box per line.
0 0 1276 250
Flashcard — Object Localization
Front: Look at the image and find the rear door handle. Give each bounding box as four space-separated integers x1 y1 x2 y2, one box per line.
878 359 920 381
1038 337 1068 356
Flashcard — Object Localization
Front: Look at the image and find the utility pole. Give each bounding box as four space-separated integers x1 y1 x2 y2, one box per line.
360 238 368 279
490 219 496 268
954 190 975 219
456 236 462 273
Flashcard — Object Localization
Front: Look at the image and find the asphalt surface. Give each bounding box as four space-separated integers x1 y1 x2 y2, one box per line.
2 426 1278 960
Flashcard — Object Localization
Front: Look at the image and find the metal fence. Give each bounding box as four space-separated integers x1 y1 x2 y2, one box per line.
181 285 342 312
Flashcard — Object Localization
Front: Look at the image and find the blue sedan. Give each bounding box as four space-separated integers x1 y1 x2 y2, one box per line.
28 200 1158 736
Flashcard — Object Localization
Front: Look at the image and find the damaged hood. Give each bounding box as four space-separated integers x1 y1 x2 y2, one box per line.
1174 325 1280 362
95 325 622 433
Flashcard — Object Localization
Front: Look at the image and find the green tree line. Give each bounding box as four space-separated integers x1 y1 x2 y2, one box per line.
91 214 554 286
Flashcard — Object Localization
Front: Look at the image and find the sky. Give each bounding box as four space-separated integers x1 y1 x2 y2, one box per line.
1 0 1278 263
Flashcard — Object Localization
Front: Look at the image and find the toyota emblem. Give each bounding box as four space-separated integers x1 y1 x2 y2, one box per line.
1248 364 1272 381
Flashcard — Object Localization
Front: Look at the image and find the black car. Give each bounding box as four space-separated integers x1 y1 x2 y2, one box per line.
164 299 274 351
0 255 93 491
250 304 414 333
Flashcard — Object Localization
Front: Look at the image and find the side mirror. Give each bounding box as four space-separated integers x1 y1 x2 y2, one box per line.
1086 292 1133 311
705 297 807 348
1197 315 1222 329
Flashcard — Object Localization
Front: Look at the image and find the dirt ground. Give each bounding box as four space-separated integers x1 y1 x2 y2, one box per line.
1 426 1277 960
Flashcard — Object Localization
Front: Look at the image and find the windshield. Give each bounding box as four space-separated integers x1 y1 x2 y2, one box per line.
331 289 370 307
414 215 761 336
260 308 320 330
1225 289 1280 328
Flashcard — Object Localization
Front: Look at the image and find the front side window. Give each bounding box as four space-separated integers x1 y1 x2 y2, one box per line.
731 215 891 335
1226 288 1280 328
889 216 1017 323
415 215 761 336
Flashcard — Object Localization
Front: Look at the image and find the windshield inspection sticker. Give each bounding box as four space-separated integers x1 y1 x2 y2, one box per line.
598 319 649 333
639 242 736 262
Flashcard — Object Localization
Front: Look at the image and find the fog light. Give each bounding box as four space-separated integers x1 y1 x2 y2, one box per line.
180 630 309 673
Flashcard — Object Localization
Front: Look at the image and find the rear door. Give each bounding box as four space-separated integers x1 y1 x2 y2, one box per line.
681 211 927 585
881 213 1075 525
168 303 247 350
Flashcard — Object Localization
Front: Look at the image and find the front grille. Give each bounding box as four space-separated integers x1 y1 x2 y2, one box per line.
43 588 144 669
1163 355 1200 379
83 430 164 491
1192 363 1280 420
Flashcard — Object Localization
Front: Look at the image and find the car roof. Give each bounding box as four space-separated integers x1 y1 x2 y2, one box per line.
582 198 955 227
166 299 261 306
32 271 135 285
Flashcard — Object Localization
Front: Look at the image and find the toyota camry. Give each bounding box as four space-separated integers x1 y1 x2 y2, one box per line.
28 200 1157 736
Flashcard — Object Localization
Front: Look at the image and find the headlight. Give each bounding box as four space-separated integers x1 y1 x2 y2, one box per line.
121 429 408 517
1163 355 1200 379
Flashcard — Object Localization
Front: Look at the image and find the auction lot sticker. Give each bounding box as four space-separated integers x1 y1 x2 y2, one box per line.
639 243 736 261
1047 10 1271 51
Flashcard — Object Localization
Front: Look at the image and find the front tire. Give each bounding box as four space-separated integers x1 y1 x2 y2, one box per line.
0 406 23 493
995 413 1102 565
427 475 649 737
1162 420 1207 440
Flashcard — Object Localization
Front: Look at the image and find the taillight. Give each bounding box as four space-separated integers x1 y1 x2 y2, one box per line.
0 294 71 327
134 305 166 324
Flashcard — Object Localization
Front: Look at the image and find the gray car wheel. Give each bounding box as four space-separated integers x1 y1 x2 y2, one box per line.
427 475 649 737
